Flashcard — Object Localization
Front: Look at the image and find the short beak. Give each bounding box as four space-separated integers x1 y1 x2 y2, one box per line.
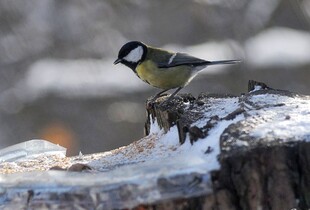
114 58 122 65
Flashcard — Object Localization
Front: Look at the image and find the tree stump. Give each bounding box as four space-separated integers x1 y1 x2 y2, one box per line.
0 80 309 210
143 80 310 210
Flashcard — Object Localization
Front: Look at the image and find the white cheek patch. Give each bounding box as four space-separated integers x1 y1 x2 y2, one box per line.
123 46 143 63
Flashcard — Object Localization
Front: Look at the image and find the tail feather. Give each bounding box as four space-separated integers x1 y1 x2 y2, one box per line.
207 59 241 65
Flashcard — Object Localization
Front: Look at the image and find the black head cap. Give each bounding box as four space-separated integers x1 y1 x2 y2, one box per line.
114 41 147 70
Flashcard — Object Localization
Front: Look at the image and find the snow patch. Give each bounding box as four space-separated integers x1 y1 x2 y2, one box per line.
248 94 310 141
149 115 162 134
193 97 240 128
249 85 263 93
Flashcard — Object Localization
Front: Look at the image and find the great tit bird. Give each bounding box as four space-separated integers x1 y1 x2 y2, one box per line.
114 41 240 103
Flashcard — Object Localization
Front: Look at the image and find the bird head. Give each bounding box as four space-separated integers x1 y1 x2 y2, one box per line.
114 41 147 70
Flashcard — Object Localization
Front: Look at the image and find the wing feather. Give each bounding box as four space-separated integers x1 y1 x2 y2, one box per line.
146 47 240 69
157 53 210 68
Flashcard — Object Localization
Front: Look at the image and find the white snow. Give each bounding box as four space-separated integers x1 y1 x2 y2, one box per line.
193 97 240 128
248 94 310 141
249 85 263 93
149 116 161 134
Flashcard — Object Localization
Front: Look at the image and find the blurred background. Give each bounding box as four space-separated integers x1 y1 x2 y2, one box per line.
0 0 309 156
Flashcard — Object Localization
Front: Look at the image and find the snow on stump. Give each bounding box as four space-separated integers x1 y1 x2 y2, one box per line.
0 80 310 210
145 80 310 210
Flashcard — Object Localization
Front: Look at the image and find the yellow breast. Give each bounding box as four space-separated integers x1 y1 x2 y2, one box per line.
135 60 193 89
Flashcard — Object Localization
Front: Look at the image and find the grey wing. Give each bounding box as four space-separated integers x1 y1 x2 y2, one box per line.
157 53 211 68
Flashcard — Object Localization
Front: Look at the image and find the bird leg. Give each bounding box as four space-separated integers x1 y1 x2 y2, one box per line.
163 87 183 104
151 89 170 102
150 87 183 106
